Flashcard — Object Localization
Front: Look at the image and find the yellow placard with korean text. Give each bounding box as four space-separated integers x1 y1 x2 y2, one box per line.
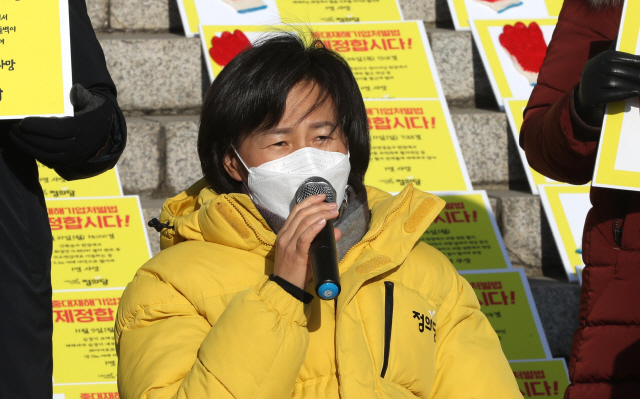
510 359 570 398
504 98 573 195
52 289 122 384
200 21 440 99
460 269 551 360
364 99 471 192
47 196 150 291
39 162 123 199
538 184 591 282
470 18 557 109
421 191 510 271
593 0 640 192
53 383 119 399
177 0 402 38
0 0 73 119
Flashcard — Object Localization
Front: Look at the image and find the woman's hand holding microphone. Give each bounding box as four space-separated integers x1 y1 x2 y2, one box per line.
273 194 342 290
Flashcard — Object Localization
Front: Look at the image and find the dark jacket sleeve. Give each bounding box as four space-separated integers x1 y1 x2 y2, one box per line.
54 0 127 181
519 0 621 185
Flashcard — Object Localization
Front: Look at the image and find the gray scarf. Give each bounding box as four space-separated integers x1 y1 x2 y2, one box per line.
251 182 370 261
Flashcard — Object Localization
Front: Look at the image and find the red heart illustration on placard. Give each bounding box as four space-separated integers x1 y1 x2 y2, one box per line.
209 30 253 67
499 22 548 85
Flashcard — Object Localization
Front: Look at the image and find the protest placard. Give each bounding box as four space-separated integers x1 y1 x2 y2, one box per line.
509 358 570 398
364 99 472 192
47 196 151 290
538 184 591 282
200 21 441 100
420 191 510 271
53 383 119 399
178 0 403 37
593 0 640 192
471 18 557 109
39 163 123 199
0 0 73 119
52 289 122 384
460 269 551 360
504 98 574 194
447 0 552 31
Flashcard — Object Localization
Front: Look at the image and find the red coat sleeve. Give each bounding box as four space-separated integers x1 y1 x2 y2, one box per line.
519 0 622 185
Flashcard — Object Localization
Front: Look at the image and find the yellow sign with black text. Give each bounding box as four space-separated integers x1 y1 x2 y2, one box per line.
421 191 510 271
39 163 122 199
0 0 73 119
509 359 570 398
200 21 441 100
460 269 551 360
47 196 150 290
364 100 471 192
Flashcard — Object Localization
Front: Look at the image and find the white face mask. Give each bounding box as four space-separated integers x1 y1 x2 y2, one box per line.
232 146 351 220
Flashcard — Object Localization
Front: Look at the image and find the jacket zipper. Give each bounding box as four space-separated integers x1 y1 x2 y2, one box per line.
613 218 624 248
381 281 394 378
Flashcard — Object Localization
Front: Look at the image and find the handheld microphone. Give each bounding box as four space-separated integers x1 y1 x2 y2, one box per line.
295 177 341 300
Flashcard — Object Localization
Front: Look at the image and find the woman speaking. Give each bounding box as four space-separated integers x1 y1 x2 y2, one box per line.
115 33 520 398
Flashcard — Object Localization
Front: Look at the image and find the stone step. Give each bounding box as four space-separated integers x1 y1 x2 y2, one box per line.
488 190 565 279
427 28 496 109
97 33 204 114
137 196 579 359
87 0 453 32
96 30 490 112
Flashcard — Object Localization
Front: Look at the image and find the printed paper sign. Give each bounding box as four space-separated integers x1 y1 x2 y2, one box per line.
420 191 511 270
471 18 557 109
52 289 122 384
0 0 73 119
503 98 576 194
53 383 119 399
364 100 472 192
459 269 551 360
200 21 442 100
593 0 640 192
39 163 123 199
178 0 403 37
447 0 551 31
509 358 570 398
47 196 151 290
538 184 590 282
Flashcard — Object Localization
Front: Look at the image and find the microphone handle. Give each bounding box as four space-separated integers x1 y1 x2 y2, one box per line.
309 218 341 300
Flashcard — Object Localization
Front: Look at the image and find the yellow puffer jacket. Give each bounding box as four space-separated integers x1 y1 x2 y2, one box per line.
115 180 521 399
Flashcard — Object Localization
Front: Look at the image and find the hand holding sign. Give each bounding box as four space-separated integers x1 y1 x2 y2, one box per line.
9 84 114 170
209 30 253 67
576 50 640 127
499 22 547 85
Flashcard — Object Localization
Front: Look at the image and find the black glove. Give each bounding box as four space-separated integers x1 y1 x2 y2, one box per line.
575 50 640 127
9 84 114 169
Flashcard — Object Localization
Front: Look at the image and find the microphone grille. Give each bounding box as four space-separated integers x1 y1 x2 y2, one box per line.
295 177 336 204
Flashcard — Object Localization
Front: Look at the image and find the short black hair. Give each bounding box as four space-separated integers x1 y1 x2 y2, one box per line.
198 31 370 194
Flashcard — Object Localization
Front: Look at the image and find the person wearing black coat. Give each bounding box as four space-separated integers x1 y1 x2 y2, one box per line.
0 0 126 397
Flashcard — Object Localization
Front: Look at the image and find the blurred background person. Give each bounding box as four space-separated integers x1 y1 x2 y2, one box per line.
0 0 126 397
519 0 640 397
